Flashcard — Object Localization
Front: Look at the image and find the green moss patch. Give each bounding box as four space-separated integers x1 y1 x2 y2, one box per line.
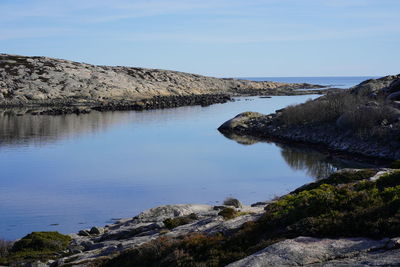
0 232 71 265
291 169 377 194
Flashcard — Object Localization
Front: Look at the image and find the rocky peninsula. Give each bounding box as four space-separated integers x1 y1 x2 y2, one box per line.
1 168 399 266
0 54 326 115
219 75 400 161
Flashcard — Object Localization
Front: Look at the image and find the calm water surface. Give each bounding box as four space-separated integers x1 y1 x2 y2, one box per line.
0 77 372 239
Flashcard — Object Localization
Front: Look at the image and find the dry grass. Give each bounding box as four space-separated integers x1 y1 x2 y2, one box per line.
280 92 360 125
0 239 13 257
279 91 399 137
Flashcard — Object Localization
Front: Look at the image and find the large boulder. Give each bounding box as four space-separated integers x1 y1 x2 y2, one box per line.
135 204 213 223
218 112 264 132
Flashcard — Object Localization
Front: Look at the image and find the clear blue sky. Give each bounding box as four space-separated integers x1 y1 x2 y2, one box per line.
0 0 399 77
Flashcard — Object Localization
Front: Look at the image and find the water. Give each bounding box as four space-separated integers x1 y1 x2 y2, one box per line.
0 77 372 240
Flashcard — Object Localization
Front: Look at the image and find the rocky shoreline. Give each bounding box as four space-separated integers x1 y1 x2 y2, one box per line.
218 75 400 161
15 94 233 116
0 54 329 115
2 168 399 266
218 111 400 161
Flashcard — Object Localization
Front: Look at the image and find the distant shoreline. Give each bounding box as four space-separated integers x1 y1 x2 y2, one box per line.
0 54 330 114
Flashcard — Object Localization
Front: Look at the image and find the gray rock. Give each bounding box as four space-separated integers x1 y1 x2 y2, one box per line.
351 75 400 96
89 226 104 235
25 261 48 267
227 236 396 267
223 197 243 208
0 54 324 108
135 204 214 222
387 90 400 101
218 112 264 131
57 203 263 266
78 229 90 236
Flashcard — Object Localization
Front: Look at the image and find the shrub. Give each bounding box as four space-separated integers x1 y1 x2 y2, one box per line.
0 239 12 257
279 91 398 138
218 208 238 220
163 213 198 229
279 92 358 126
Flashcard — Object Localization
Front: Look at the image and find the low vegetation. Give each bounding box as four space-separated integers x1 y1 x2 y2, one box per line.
0 239 12 258
279 91 400 138
218 207 238 220
163 213 198 230
103 169 400 267
0 231 71 265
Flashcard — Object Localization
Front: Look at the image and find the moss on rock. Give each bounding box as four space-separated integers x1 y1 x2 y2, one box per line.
0 231 71 265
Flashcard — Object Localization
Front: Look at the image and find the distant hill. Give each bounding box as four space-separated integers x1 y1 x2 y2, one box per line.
0 54 323 107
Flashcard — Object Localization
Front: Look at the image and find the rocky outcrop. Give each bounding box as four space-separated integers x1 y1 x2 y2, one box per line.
0 54 325 110
219 76 400 161
54 204 264 266
228 236 400 266
219 111 400 161
351 74 400 99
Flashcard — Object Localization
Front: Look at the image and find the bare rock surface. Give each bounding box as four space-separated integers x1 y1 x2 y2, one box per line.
0 54 324 108
228 236 400 267
351 74 400 97
55 204 264 266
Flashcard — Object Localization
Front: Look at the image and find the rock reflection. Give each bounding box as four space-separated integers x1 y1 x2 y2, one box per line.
219 132 260 145
279 146 338 179
220 133 374 180
0 106 203 148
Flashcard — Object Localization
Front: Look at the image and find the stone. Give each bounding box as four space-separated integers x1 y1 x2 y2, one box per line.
218 112 264 131
387 90 400 101
26 261 48 267
135 204 214 222
351 75 400 96
223 197 243 208
78 230 91 236
89 226 104 235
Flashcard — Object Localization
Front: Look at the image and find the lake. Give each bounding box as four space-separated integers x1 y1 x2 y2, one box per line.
0 77 374 240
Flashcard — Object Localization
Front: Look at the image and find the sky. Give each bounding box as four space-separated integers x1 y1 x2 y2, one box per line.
0 0 399 77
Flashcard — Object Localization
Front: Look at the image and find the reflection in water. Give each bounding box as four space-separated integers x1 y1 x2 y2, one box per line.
280 146 338 179
221 133 375 180
0 106 204 148
219 132 260 145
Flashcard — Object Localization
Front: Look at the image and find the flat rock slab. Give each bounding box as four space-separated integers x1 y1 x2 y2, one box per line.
228 236 399 267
